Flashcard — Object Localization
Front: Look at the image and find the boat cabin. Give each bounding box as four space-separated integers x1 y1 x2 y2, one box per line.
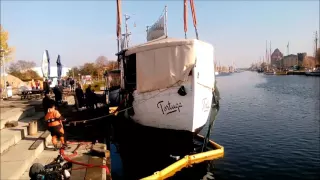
116 37 215 94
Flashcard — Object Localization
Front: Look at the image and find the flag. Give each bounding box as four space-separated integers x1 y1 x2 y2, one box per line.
116 0 122 39
184 0 188 33
147 9 165 41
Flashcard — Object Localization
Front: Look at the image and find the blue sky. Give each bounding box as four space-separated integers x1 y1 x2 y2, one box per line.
1 0 319 68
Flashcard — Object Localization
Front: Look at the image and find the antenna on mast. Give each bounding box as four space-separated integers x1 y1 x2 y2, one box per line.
123 14 132 48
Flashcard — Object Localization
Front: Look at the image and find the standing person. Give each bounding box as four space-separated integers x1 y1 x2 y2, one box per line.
42 92 51 115
44 100 68 150
70 78 75 92
43 79 50 95
31 79 35 90
75 83 84 109
85 85 95 109
53 84 62 106
35 80 40 90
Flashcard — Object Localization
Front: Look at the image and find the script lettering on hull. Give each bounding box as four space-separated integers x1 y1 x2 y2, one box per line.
202 98 210 112
157 101 183 115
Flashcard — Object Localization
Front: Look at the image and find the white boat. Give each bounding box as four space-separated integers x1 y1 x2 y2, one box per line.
117 37 216 133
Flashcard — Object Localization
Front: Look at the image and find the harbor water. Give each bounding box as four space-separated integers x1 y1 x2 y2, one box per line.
65 72 319 180
204 72 320 180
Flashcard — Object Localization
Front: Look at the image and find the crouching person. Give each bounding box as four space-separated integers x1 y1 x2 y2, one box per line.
45 100 68 150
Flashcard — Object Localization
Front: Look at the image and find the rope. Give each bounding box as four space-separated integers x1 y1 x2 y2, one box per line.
66 80 184 125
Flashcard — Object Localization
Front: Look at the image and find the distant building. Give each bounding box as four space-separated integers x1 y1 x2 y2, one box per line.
31 66 71 78
271 48 283 68
282 54 298 68
297 53 306 67
302 56 316 68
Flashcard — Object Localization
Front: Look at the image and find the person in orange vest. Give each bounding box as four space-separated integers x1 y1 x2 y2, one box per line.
44 100 69 150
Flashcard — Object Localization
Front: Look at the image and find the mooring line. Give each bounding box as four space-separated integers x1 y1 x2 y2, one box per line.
66 81 184 125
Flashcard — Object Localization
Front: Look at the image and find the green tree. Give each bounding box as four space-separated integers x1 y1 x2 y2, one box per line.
0 25 15 64
67 67 80 77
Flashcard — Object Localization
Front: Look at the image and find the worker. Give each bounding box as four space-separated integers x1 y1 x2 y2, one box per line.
44 100 68 150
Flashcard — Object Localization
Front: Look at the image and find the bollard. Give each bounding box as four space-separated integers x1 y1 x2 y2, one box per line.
28 120 38 136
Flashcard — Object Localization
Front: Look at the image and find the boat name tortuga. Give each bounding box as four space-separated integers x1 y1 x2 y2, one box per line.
202 98 210 112
157 101 183 115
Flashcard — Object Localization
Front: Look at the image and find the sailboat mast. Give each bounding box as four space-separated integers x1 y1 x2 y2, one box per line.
265 40 267 64
269 41 272 65
315 31 318 57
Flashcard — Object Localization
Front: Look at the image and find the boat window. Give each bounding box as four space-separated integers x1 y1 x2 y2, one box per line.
124 53 137 90
189 69 193 76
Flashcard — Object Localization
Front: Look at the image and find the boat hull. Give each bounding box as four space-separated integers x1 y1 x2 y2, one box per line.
112 115 206 180
264 72 275 75
274 72 287 75
305 72 320 76
128 77 213 132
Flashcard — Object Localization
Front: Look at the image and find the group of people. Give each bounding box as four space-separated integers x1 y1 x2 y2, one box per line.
42 81 102 150
30 79 41 90
60 77 75 92
75 84 100 109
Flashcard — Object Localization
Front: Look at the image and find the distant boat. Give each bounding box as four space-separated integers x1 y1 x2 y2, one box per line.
216 72 231 77
264 71 275 75
305 66 320 76
274 71 287 75
257 68 264 73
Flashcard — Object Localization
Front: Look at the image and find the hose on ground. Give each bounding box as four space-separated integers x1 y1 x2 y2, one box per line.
59 142 110 174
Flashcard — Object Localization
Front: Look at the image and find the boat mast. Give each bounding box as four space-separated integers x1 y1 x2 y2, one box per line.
314 31 318 57
269 41 272 70
123 14 132 49
265 40 267 64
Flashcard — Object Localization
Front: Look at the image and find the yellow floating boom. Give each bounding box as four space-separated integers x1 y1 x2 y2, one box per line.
141 135 224 180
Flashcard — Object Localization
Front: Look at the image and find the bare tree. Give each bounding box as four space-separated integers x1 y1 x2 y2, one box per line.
8 60 36 73
95 56 108 80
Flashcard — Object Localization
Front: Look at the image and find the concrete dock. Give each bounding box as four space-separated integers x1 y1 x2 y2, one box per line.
1 96 110 180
